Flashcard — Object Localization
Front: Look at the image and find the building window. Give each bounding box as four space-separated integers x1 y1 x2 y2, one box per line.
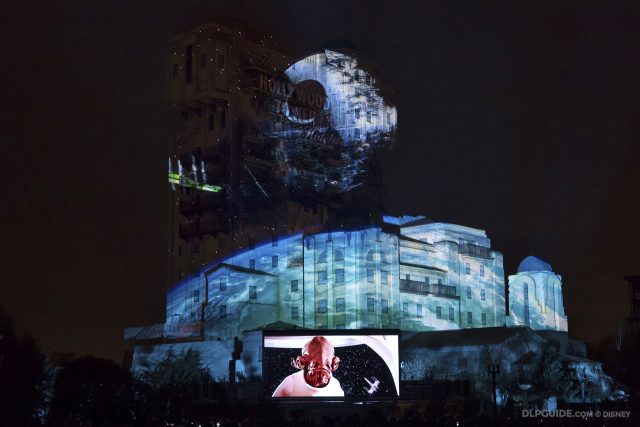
355 128 361 140
318 271 327 285
218 236 226 249
271 255 278 268
355 108 360 120
482 313 487 326
367 268 375 283
465 262 471 275
193 290 199 303
424 277 430 285
467 286 472 299
336 324 345 329
480 264 485 277
403 303 408 316
291 280 298 292
436 306 442 319
218 54 225 69
318 251 327 264
405 274 410 280
220 304 226 318
381 271 388 285
249 286 257 300
334 250 344 262
449 307 454 321
200 54 207 68
318 299 327 314
467 311 473 324
249 259 255 269
417 304 423 317
437 278 442 285
366 111 372 123
208 113 215 131
219 277 227 291
367 298 375 312
335 268 345 283
221 109 226 128
382 299 389 313
336 297 345 312
185 45 193 83
272 236 278 246
481 289 486 301
291 306 299 319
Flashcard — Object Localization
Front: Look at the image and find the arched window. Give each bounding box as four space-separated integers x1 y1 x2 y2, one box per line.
334 249 344 262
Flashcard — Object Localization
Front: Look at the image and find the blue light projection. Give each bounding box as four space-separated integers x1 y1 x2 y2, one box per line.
506 256 568 331
255 50 397 194
126 218 506 345
127 218 593 399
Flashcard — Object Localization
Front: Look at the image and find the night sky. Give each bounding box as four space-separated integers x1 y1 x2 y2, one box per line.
1 1 639 362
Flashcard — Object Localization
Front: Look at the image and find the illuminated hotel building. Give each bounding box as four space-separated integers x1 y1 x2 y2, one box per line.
166 21 300 287
165 22 396 288
126 22 577 383
127 216 507 340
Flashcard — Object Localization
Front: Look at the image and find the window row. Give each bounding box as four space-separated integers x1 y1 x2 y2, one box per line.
215 279 257 300
248 256 279 270
290 303 488 326
466 286 487 300
184 109 227 135
317 250 345 263
173 50 225 82
403 303 455 321
465 312 488 326
312 298 390 314
464 262 486 277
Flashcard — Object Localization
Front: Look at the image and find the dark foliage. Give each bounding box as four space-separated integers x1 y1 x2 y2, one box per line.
138 348 214 423
0 305 47 426
47 355 137 427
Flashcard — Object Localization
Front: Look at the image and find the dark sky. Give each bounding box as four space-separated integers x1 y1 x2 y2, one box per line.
1 1 639 362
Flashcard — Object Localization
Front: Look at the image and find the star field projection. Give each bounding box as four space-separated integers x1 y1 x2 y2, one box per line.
264 344 397 398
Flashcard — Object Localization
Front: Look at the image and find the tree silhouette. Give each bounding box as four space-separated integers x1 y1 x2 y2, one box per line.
0 305 48 426
139 348 214 422
47 355 137 427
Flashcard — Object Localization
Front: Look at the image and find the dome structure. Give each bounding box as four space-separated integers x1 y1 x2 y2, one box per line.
517 256 552 273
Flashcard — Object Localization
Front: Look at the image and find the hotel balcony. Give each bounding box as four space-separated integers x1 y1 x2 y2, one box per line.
458 243 493 260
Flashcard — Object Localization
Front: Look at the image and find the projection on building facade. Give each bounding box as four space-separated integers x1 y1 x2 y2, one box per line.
255 50 397 195
127 24 588 394
168 48 397 200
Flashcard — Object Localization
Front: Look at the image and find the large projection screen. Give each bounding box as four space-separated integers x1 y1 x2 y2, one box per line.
263 329 400 399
